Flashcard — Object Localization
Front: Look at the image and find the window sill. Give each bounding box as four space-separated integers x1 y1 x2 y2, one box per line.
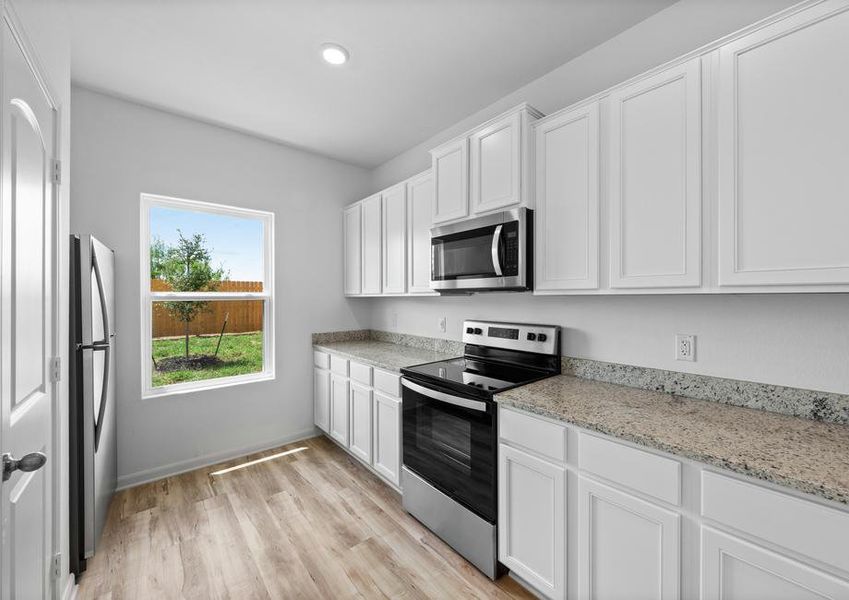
142 370 275 400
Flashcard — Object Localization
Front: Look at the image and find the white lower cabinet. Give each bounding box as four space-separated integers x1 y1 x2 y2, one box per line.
498 406 849 600
349 381 373 464
578 476 680 600
315 352 402 489
329 373 350 446
701 527 849 600
313 367 330 432
372 391 401 486
498 444 566 599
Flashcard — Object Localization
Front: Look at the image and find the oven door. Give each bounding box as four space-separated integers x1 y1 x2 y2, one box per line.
430 208 529 292
401 377 496 523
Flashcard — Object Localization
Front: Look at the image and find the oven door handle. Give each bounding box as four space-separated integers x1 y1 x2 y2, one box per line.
401 379 488 412
491 224 503 277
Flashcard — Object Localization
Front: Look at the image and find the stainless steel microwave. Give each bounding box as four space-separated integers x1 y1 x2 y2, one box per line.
430 207 532 293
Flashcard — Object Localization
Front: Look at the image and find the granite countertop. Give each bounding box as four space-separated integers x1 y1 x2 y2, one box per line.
497 375 849 505
313 340 456 373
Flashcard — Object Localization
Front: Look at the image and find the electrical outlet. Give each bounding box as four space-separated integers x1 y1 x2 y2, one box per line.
675 334 696 361
438 316 447 333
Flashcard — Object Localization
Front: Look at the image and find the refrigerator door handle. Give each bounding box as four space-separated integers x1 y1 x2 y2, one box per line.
91 243 111 451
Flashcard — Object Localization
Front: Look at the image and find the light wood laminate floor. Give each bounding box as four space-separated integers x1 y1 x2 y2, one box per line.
78 435 534 599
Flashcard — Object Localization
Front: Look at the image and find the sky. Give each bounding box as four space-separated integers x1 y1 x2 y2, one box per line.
150 205 264 281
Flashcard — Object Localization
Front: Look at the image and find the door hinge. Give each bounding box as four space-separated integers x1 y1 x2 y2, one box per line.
51 159 61 185
52 553 61 580
49 357 61 383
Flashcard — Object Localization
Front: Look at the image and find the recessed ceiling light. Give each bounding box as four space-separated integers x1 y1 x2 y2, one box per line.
321 43 349 66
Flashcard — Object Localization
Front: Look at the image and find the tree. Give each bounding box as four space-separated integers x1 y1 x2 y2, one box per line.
150 237 169 279
157 231 226 357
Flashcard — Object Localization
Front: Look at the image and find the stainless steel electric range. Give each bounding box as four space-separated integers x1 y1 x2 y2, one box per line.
400 320 561 579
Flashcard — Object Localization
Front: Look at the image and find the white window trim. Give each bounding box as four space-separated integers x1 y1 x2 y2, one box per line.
140 193 275 399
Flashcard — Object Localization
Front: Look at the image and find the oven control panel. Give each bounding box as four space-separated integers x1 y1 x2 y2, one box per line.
462 320 560 356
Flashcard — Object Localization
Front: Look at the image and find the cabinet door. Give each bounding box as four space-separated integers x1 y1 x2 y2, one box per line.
381 183 407 294
313 367 330 433
534 103 600 292
701 527 849 600
361 194 382 294
717 3 849 287
407 171 436 294
432 137 468 223
498 444 566 599
470 111 521 214
349 382 373 464
329 374 350 446
608 58 701 289
373 391 401 486
343 203 362 296
578 476 680 600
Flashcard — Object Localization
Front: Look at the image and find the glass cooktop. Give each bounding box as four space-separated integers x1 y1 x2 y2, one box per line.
401 356 551 395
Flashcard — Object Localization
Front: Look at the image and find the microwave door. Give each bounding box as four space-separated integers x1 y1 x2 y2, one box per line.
431 225 501 287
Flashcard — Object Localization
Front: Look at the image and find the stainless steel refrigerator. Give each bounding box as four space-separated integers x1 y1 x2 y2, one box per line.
69 235 117 577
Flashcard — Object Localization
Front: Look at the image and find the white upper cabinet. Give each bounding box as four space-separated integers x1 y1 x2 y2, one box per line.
406 170 436 294
361 194 382 295
343 203 362 296
608 58 702 289
717 1 849 287
534 102 600 293
381 183 407 294
431 137 469 224
470 111 522 214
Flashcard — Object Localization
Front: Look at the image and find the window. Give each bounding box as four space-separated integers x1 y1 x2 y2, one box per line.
140 193 274 397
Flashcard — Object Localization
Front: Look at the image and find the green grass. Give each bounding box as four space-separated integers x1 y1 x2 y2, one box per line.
152 331 264 387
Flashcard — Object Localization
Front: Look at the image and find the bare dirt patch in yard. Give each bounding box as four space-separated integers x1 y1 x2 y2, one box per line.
155 355 223 372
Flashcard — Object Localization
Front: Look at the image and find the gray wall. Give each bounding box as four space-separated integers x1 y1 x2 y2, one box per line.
70 87 372 486
364 0 849 396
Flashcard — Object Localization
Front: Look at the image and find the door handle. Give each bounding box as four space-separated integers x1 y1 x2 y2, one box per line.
401 378 488 412
491 224 503 276
2 452 47 482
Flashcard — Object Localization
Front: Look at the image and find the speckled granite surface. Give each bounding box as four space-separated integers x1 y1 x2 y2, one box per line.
563 357 849 425
313 340 455 373
497 376 849 505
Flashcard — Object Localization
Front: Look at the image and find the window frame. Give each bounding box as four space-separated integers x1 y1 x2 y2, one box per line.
140 193 275 398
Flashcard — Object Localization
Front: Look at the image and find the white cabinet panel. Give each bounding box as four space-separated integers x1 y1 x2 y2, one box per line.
329 373 350 447
431 137 469 223
382 183 407 294
373 391 401 486
579 476 680 600
534 102 600 292
717 2 849 286
701 527 849 600
407 170 435 294
470 111 521 214
313 368 330 433
361 194 382 294
349 381 373 464
343 203 362 296
498 444 566 599
609 58 701 289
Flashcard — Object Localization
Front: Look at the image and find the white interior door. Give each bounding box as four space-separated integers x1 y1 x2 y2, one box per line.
0 14 58 600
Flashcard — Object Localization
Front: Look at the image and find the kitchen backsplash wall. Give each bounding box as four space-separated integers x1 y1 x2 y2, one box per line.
365 293 849 397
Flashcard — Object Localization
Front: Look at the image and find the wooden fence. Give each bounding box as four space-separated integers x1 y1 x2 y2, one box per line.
151 279 264 338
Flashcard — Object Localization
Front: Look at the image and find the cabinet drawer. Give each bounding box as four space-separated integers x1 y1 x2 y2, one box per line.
313 350 330 369
702 470 849 573
579 433 681 506
349 361 372 385
330 355 349 376
374 369 401 397
499 407 566 464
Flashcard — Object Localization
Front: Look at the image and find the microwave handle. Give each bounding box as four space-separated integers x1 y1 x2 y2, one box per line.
491 224 503 276
401 379 488 412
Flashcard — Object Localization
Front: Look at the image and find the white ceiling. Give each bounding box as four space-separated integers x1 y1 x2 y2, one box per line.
70 0 675 168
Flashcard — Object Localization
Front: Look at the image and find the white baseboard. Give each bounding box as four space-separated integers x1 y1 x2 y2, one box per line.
61 573 77 600
116 428 319 490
